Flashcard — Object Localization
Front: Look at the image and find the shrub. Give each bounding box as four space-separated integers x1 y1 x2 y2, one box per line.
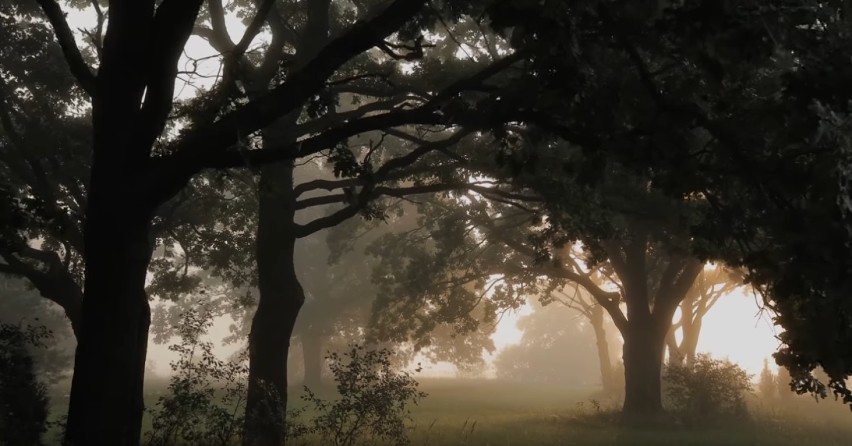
300 345 427 446
145 307 247 446
663 354 752 425
145 310 425 446
0 323 51 446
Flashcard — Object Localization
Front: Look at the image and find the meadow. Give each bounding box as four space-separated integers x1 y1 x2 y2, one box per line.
397 380 852 446
43 378 852 445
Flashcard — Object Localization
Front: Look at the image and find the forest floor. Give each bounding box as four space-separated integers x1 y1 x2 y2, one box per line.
45 378 852 445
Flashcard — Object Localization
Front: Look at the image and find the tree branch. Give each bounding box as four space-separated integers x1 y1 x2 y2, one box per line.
653 259 704 325
294 182 469 237
168 0 429 165
35 0 97 95
140 0 205 145
206 0 236 52
0 250 83 336
231 0 278 65
293 127 476 236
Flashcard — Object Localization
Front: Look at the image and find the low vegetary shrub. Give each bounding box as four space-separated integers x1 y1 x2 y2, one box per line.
145 307 248 446
145 309 426 446
0 323 51 446
299 345 427 446
663 354 752 425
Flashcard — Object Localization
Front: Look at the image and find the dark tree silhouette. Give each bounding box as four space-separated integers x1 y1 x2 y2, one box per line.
21 1 528 444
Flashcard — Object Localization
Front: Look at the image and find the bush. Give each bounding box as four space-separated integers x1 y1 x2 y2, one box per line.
300 345 427 446
663 354 752 425
145 310 425 446
0 323 51 446
145 307 248 446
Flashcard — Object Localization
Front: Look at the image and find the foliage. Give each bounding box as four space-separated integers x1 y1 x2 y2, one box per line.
0 277 75 384
480 0 852 407
300 345 427 446
146 310 426 446
145 308 248 446
0 322 51 446
663 354 752 425
494 302 602 386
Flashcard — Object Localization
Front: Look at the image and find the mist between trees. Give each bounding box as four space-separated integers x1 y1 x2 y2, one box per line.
3 1 852 445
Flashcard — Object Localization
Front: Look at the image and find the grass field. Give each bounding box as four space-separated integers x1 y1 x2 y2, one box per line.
44 378 852 445
395 379 852 446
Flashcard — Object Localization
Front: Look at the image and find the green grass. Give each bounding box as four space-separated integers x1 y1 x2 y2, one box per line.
43 378 852 445
398 379 852 446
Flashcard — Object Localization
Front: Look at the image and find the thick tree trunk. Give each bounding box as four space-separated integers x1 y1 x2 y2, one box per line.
65 199 154 446
243 162 303 446
589 305 615 394
621 321 667 423
301 333 323 389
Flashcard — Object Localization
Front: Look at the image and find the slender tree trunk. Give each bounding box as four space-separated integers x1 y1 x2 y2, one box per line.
621 321 667 423
242 7 330 442
681 319 701 367
243 162 304 446
665 329 684 365
589 305 615 394
65 196 154 446
301 333 324 389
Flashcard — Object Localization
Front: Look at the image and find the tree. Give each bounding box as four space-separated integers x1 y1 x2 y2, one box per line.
19 1 531 444
493 299 602 387
545 283 622 394
481 0 852 409
0 1 89 339
367 161 711 421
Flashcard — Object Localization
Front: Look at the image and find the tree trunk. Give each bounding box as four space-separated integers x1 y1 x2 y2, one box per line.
65 197 154 446
243 162 304 446
301 333 323 389
681 318 701 367
621 321 667 424
665 329 684 365
589 305 615 394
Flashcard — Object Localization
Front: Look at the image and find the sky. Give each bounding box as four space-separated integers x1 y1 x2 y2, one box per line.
695 288 780 374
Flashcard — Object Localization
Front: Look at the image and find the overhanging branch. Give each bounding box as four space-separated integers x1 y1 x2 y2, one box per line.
35 0 97 95
171 0 429 161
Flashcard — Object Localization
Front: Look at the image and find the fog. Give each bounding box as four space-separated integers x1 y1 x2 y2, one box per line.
5 1 852 445
4 261 850 446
